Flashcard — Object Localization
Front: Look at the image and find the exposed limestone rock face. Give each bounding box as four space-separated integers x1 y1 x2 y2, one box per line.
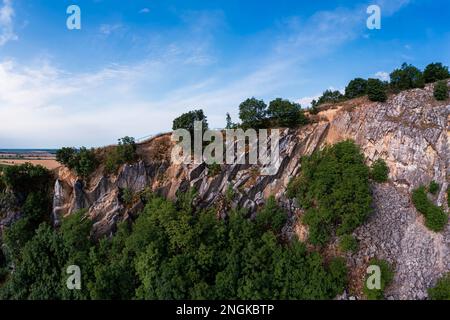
53 84 449 299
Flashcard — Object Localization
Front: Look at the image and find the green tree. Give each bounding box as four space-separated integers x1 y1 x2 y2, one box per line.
423 63 450 83
0 224 66 300
345 78 368 99
390 63 425 91
267 98 307 127
55 147 98 179
316 90 345 105
2 163 52 203
433 80 449 101
172 109 208 134
238 98 267 128
56 147 77 168
255 196 287 234
367 78 387 102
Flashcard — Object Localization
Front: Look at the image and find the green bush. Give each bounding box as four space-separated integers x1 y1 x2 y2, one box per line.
267 98 308 127
428 273 450 300
345 78 368 99
370 159 389 182
121 188 134 206
56 147 98 179
367 78 387 102
412 186 448 232
390 63 425 91
428 181 439 195
105 137 138 174
339 234 358 253
433 80 449 101
287 140 372 245
423 63 450 83
363 258 394 300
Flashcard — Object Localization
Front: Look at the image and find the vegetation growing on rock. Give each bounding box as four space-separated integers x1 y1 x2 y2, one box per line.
363 258 394 300
427 273 450 300
339 234 358 253
56 147 98 179
287 140 372 245
412 186 448 232
433 80 449 101
370 159 389 183
105 136 138 174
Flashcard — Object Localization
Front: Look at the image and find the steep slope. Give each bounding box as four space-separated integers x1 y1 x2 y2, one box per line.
52 82 449 299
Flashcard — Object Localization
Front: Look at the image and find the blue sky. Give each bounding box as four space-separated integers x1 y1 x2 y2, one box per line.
0 0 449 148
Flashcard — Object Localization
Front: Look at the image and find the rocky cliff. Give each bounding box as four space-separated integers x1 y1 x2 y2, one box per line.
52 82 449 299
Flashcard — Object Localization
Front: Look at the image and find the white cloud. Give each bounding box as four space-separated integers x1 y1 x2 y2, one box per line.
296 94 321 107
99 24 123 35
139 8 150 14
375 71 389 81
0 0 17 46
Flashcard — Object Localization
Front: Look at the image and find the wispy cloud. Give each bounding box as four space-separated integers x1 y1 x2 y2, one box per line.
0 0 17 46
0 1 415 147
375 71 390 81
99 23 124 35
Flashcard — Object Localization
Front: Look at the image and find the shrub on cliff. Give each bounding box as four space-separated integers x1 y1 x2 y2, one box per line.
367 78 387 102
390 63 425 92
363 258 394 300
428 181 439 195
339 234 358 253
267 98 308 127
345 78 368 99
412 186 448 232
423 63 450 83
428 273 450 300
287 140 372 245
56 147 98 179
433 80 449 101
105 137 138 174
370 159 389 183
